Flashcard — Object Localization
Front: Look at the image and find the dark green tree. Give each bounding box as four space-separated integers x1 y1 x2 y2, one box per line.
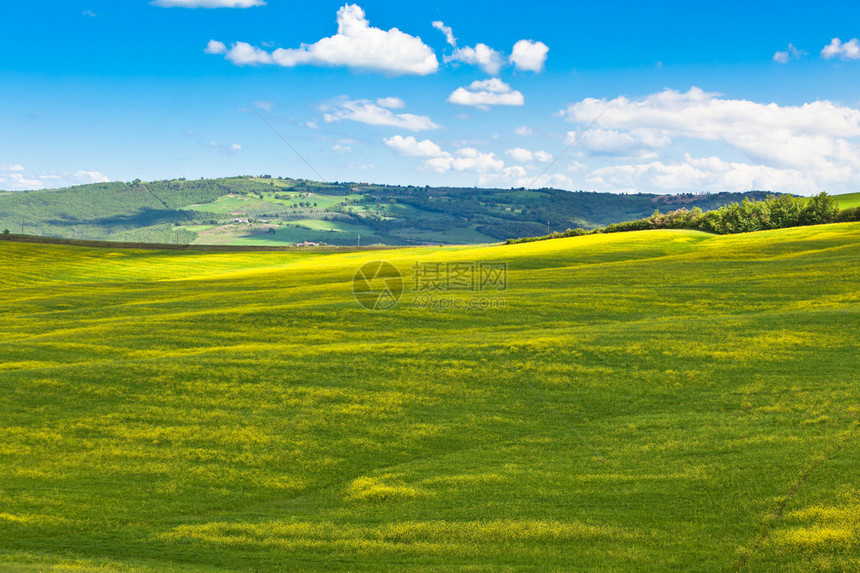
799 192 839 225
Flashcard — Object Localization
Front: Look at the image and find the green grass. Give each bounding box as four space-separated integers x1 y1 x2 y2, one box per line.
0 223 859 571
287 219 371 233
186 195 263 214
260 192 351 210
221 225 384 247
391 225 500 245
833 192 860 209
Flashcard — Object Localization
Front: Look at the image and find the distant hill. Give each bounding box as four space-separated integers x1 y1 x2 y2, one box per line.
0 176 785 245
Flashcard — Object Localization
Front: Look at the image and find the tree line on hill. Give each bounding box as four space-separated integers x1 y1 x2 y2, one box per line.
506 193 860 244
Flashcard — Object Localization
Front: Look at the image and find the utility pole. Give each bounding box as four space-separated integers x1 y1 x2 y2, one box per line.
357 233 360 248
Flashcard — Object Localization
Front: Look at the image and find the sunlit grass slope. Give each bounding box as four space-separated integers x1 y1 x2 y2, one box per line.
1 223 859 571
834 192 860 209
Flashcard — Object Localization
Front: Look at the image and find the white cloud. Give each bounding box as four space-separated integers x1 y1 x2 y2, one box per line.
559 86 860 194
432 21 456 47
506 148 553 163
153 0 265 7
205 40 227 55
0 164 42 190
448 78 524 109
384 136 504 176
821 37 860 60
481 170 574 190
560 87 860 168
773 43 804 64
588 154 818 194
772 51 789 64
434 147 506 174
73 170 111 183
506 148 534 162
322 98 439 131
446 44 504 75
212 5 438 75
254 100 274 111
207 141 243 154
514 125 533 137
82 10 96 17
376 97 406 109
569 128 670 158
433 20 502 74
384 135 569 189
332 143 352 154
0 165 109 191
384 135 447 158
224 42 273 65
510 39 549 72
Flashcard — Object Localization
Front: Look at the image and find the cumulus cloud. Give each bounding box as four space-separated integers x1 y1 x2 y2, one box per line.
428 147 506 174
588 154 819 194
384 136 505 176
322 97 439 131
482 170 574 190
821 37 860 60
433 20 502 74
211 4 438 75
384 135 567 188
432 21 456 47
0 164 41 190
773 43 804 63
448 78 524 109
376 97 406 109
569 128 670 158
224 42 273 65
0 165 109 191
446 44 505 75
207 141 243 154
510 40 549 72
384 135 447 158
205 40 227 55
560 87 860 168
558 86 860 194
153 0 265 7
506 148 552 163
514 125 533 137
433 20 546 75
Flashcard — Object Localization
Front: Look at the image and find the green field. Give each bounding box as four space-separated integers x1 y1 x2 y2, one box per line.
1 223 859 571
834 192 860 209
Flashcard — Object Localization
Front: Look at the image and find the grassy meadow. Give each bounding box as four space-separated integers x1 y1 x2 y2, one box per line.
0 223 859 571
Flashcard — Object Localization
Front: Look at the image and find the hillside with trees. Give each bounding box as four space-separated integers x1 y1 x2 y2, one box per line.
0 175 846 246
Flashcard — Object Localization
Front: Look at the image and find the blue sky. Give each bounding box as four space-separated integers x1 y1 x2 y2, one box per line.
2 0 860 195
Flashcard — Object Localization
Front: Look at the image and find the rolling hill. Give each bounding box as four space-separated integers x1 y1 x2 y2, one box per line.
0 176 788 246
0 222 858 571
